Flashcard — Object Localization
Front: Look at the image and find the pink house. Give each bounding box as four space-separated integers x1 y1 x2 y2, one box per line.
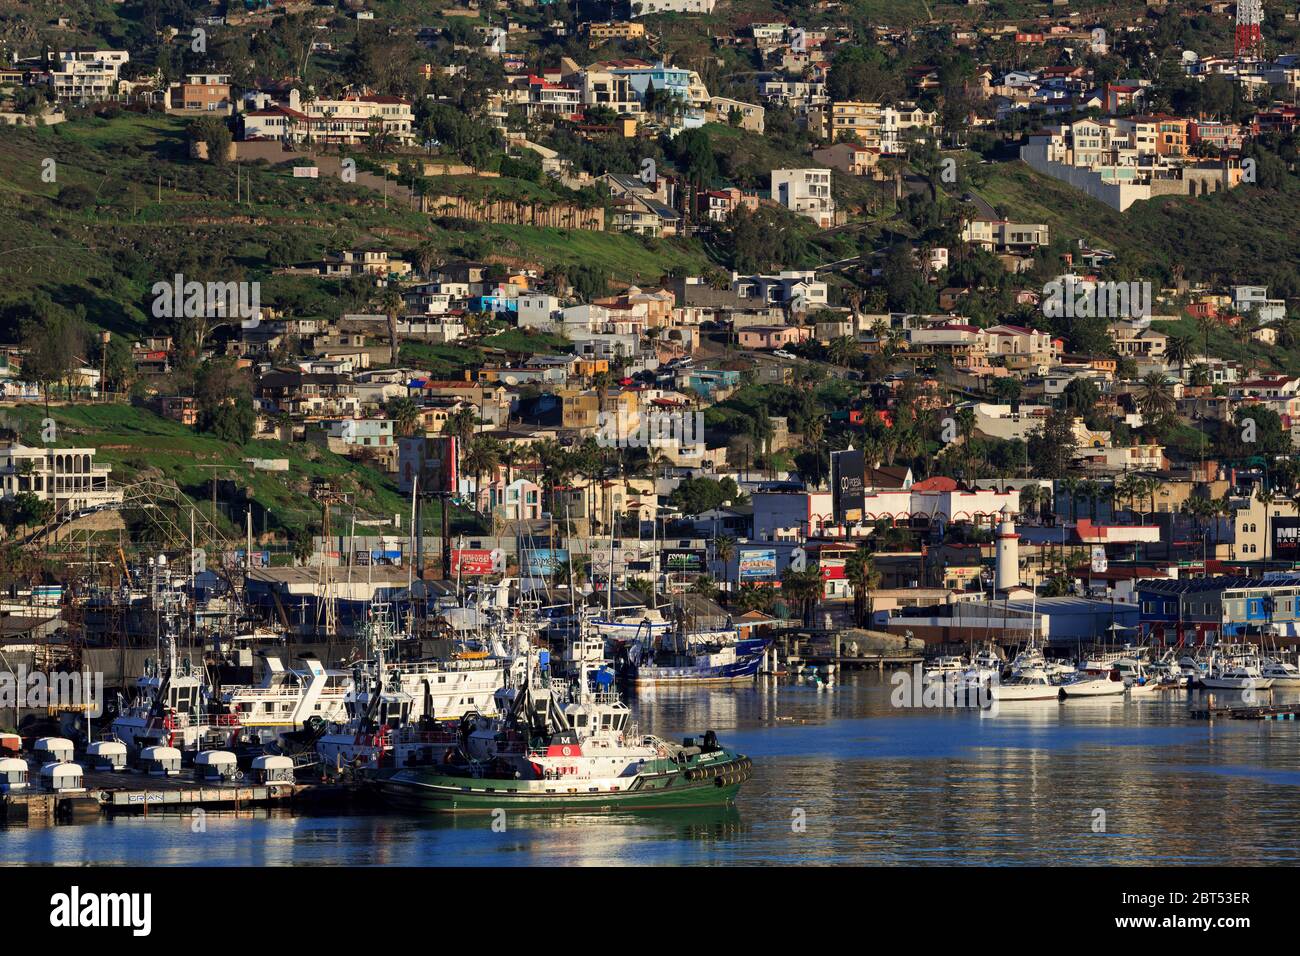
738 325 813 350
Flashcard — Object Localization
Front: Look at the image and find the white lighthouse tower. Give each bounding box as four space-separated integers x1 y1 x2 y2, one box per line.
995 504 1020 592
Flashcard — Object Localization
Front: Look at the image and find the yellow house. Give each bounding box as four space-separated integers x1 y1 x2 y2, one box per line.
560 388 601 430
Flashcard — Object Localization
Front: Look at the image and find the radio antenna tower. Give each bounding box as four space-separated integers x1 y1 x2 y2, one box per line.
1235 0 1264 59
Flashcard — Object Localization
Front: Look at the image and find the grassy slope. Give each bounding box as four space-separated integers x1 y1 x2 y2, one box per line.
0 404 410 537
0 114 714 338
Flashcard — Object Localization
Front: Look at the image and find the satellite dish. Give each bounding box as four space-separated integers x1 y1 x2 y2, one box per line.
1182 50 1199 63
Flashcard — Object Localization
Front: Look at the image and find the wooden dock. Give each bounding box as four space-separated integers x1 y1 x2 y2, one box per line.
1 769 359 826
798 654 924 672
1189 703 1300 721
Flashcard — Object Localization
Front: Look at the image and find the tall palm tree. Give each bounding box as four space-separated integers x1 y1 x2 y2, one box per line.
444 405 478 467
1018 483 1041 524
378 287 404 366
803 415 827 488
1079 479 1102 521
461 436 501 514
715 535 736 597
844 544 881 627
1114 472 1138 522
1165 332 1195 377
1060 475 1082 523
499 442 522 487
780 566 822 627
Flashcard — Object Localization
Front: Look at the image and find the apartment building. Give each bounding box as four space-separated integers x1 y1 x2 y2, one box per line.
176 74 232 111
48 50 128 101
771 168 836 228
242 89 414 145
586 22 646 40
961 219 1050 254
829 101 883 147
0 443 121 512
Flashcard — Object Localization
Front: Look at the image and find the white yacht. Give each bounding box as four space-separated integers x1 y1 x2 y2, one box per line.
1202 656 1274 691
1261 658 1300 687
989 667 1060 701
1059 666 1127 698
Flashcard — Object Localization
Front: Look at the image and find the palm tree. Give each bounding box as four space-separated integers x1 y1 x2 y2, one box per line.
377 288 404 366
715 535 736 597
1018 483 1041 524
1138 371 1175 422
844 544 881 627
1165 332 1195 377
385 396 420 437
802 415 827 488
1060 476 1082 523
1114 473 1138 523
1079 479 1102 521
827 336 860 367
414 242 441 279
460 436 501 514
780 566 822 627
443 405 479 472
499 442 522 487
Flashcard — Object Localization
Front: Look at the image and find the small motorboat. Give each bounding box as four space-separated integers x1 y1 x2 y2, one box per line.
988 667 1060 702
1059 667 1127 698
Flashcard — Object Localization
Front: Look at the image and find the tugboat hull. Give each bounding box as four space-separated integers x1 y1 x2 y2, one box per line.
374 756 753 813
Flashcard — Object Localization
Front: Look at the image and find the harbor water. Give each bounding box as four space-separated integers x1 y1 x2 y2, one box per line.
7 672 1300 866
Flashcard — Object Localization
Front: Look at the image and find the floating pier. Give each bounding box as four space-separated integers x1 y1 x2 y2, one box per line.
802 654 923 672
1189 703 1300 721
1 769 361 826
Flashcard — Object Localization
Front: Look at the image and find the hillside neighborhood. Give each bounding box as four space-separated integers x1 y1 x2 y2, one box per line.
0 0 1299 640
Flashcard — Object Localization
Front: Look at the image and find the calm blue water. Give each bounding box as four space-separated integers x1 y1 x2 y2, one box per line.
7 673 1300 865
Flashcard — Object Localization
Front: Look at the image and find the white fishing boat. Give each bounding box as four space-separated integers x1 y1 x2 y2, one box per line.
988 667 1060 701
1113 658 1164 696
1009 646 1046 674
217 653 352 744
1202 656 1274 691
1260 658 1300 687
1044 660 1077 680
110 560 226 752
589 605 674 642
316 606 510 773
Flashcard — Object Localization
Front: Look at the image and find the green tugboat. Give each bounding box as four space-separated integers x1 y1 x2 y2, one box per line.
373 650 753 813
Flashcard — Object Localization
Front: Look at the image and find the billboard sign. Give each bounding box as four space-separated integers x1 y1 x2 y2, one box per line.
830 449 866 523
523 548 568 577
413 435 457 494
453 548 505 576
738 548 777 580
1273 517 1300 561
662 549 707 574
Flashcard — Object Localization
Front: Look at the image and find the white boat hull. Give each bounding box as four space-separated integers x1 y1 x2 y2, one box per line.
1201 677 1274 690
1060 678 1126 698
989 684 1059 701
